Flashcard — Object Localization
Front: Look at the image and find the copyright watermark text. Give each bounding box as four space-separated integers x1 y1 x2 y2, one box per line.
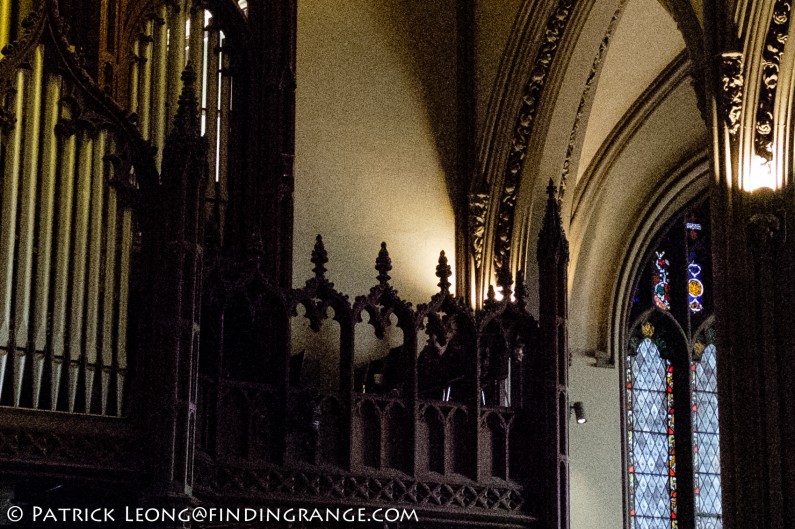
2 505 419 524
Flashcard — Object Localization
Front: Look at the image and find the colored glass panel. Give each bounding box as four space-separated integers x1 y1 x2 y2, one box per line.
653 252 671 311
686 221 704 314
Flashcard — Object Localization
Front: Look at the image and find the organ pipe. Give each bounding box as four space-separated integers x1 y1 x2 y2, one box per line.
117 209 133 415
151 8 168 170
51 118 77 411
101 185 118 415
85 131 107 412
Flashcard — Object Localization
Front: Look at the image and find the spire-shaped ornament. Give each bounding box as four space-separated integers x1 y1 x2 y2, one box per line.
497 254 514 300
376 242 392 286
171 65 200 137
484 284 497 311
312 234 329 280
436 250 451 293
537 178 570 263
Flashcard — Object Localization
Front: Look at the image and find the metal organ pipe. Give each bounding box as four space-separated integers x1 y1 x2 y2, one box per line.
151 7 169 170
85 131 107 412
13 46 44 407
51 105 77 411
33 73 62 408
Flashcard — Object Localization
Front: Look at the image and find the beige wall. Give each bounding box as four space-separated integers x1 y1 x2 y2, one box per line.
294 0 458 387
295 2 706 528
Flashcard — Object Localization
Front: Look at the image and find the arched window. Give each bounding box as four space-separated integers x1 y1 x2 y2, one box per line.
624 198 722 529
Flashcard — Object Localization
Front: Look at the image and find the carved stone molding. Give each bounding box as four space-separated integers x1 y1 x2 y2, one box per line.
493 0 575 272
718 52 744 137
560 0 627 199
754 0 791 161
468 193 489 269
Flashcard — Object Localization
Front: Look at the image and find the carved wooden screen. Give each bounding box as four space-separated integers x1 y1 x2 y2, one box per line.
0 1 155 416
126 0 241 244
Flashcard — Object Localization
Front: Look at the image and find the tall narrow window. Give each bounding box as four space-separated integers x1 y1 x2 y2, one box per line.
624 199 721 529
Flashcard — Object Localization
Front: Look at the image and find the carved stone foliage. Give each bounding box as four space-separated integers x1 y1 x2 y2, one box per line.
755 0 791 160
493 0 574 272
194 457 526 514
719 52 744 137
469 193 489 269
561 0 626 198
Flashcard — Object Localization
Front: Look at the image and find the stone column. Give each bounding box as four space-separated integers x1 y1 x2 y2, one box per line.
705 1 795 527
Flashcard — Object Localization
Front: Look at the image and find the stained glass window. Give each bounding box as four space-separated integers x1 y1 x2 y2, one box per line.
692 328 721 529
626 324 677 529
625 200 721 529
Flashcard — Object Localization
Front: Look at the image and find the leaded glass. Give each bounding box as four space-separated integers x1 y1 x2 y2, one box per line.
627 332 677 529
625 199 721 529
692 341 722 528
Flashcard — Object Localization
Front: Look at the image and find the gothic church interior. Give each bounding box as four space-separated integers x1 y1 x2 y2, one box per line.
0 0 789 528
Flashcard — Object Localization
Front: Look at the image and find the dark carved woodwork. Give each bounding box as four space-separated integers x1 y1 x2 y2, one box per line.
536 180 569 529
193 198 567 526
141 65 206 504
0 3 571 528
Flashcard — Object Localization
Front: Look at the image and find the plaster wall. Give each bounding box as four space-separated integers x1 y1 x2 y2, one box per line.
294 0 458 387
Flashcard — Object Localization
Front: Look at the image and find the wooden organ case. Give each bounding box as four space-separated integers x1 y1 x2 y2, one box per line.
0 2 571 529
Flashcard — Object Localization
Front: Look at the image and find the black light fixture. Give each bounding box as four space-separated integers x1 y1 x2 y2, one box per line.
570 401 587 424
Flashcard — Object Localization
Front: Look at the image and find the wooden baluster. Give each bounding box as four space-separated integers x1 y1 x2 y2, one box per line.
116 208 133 415
68 133 94 412
0 69 27 403
13 47 44 406
139 21 154 140
51 114 77 411
33 74 62 408
100 185 118 415
84 131 107 413
151 8 169 170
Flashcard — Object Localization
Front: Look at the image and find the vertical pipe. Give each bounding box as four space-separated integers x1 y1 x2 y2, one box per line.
129 40 140 115
0 0 12 57
13 47 44 406
166 0 188 127
216 48 232 243
100 185 118 415
188 6 204 77
51 123 77 411
84 131 106 413
33 74 62 408
204 28 220 186
138 21 154 140
217 42 231 196
67 133 94 413
151 7 169 170
0 69 26 404
116 208 133 416
0 70 27 351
